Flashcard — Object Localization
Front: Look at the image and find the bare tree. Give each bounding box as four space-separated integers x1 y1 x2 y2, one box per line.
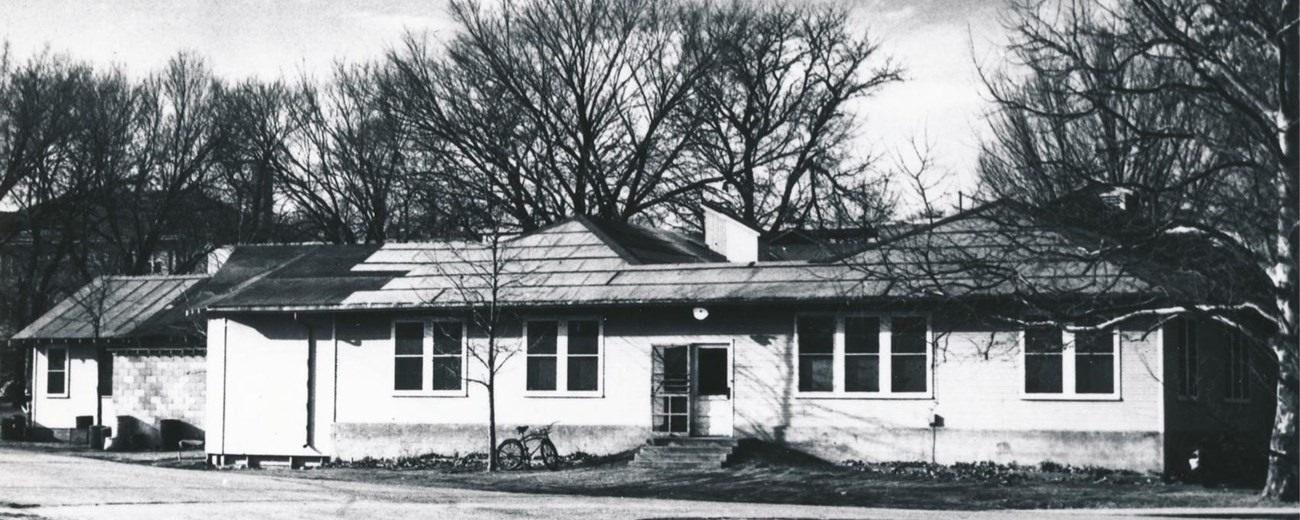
83 52 226 275
686 1 901 232
0 44 87 204
424 208 528 471
280 63 411 243
386 0 722 230
975 0 1297 500
1 53 232 402
212 79 300 243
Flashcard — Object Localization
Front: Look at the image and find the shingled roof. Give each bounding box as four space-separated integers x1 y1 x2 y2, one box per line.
10 243 394 343
204 211 1158 313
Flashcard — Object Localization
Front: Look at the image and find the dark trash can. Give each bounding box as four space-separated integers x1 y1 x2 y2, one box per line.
89 425 110 449
115 415 137 450
72 415 93 445
0 416 25 440
160 419 183 450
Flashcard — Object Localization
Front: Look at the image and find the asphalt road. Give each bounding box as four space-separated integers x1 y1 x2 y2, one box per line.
0 447 1291 520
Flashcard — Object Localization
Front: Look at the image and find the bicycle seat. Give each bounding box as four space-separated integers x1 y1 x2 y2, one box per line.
515 426 529 434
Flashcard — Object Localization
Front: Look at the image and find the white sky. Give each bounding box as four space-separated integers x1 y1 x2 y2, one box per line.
2 0 1012 213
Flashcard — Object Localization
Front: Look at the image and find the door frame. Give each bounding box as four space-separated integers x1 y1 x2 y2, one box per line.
650 341 737 438
689 341 735 437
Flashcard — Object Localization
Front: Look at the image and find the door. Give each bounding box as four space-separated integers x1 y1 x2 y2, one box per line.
691 344 733 437
651 345 691 435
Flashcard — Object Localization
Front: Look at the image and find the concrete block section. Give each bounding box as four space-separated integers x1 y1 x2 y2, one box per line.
110 350 206 449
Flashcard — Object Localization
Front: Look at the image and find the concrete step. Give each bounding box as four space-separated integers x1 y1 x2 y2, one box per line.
633 451 730 462
632 437 738 469
628 459 731 470
637 445 734 455
647 437 738 447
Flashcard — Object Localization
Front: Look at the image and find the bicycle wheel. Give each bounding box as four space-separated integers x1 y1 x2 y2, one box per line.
496 439 526 470
539 439 561 471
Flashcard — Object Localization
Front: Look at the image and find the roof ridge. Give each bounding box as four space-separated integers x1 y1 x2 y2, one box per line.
571 216 644 266
821 200 1008 263
101 274 209 281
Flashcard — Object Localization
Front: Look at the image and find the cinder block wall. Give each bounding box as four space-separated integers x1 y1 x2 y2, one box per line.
112 349 206 448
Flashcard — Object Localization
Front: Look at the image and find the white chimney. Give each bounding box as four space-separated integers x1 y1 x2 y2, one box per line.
206 246 234 275
703 205 759 262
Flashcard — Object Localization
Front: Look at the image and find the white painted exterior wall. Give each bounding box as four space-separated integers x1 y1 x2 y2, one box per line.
206 315 325 458
29 345 111 433
208 306 1173 471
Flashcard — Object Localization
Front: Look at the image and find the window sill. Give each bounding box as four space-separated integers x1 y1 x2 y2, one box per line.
1021 393 1122 402
392 390 468 398
45 394 69 400
1224 398 1251 405
524 391 604 399
795 392 934 400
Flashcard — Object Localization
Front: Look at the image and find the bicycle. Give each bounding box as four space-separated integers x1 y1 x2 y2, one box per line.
495 425 561 471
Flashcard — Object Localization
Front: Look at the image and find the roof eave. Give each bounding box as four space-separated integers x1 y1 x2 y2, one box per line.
203 290 1164 315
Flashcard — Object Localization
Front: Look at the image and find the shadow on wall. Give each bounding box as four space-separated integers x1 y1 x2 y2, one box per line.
112 416 204 450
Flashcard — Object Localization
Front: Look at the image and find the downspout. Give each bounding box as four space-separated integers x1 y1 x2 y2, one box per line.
27 344 36 434
95 348 104 428
295 312 318 452
220 319 228 463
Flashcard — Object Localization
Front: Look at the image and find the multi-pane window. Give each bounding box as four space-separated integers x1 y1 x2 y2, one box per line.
393 320 465 393
844 317 880 392
796 315 931 396
1022 327 1119 398
394 322 424 391
1024 327 1064 393
1075 331 1115 394
526 321 559 391
47 348 68 396
527 319 602 394
1172 319 1199 398
432 322 463 391
797 317 834 392
891 318 928 393
566 320 601 391
1225 334 1250 402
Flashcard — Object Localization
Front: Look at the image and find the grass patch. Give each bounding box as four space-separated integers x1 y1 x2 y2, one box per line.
6 438 1273 510
261 441 1272 511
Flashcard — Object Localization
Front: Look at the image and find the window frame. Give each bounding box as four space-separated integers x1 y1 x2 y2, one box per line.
1019 327 1122 401
523 317 605 398
793 313 934 400
1224 333 1251 404
1174 319 1199 400
46 346 69 399
392 318 468 397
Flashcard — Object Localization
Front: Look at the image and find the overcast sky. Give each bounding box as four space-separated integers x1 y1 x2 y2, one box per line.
2 0 1012 212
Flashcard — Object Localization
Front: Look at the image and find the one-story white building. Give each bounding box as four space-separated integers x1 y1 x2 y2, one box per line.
196 204 1274 473
14 275 209 447
11 244 385 448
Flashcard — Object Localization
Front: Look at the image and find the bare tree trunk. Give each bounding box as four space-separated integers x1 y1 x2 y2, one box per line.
1267 336 1298 500
1265 0 1299 497
488 368 498 472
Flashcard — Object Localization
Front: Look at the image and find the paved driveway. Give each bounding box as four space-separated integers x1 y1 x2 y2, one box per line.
0 447 1287 519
